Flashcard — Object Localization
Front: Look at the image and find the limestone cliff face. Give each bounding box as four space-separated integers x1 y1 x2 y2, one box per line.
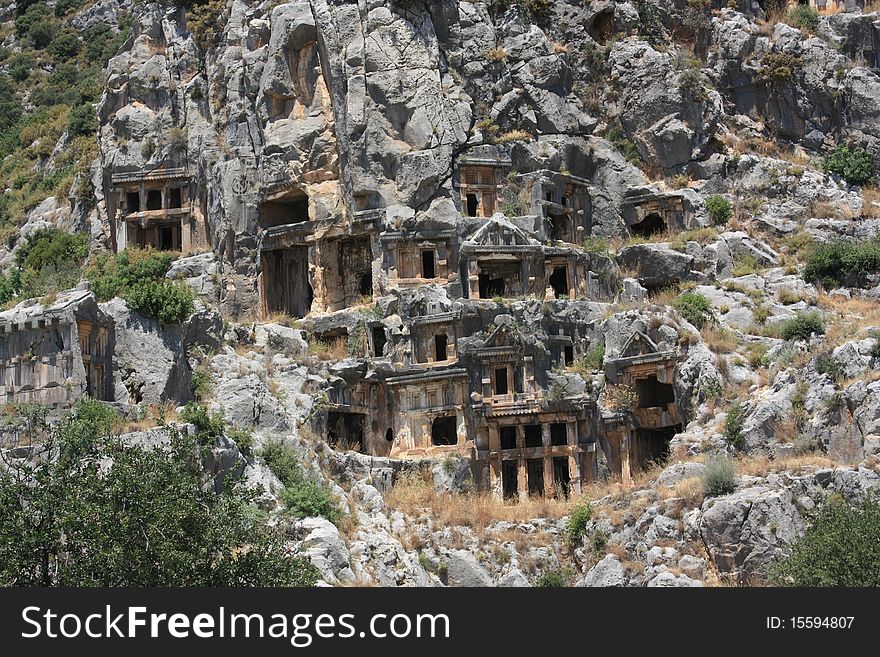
95 1 650 316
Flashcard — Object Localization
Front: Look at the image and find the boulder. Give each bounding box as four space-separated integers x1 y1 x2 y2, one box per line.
699 485 806 581
445 549 493 587
581 554 627 587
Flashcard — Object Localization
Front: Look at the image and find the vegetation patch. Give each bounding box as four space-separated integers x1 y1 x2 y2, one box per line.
0 398 318 586
822 146 876 187
674 291 713 328
701 454 737 497
779 312 825 342
259 439 341 524
803 238 880 288
771 495 880 586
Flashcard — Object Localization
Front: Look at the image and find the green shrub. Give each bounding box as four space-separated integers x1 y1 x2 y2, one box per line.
10 228 89 300
804 238 880 288
582 341 606 370
701 454 737 497
260 439 304 488
190 366 214 400
187 0 228 51
705 194 732 225
606 117 640 164
787 5 819 32
534 567 574 587
28 20 56 50
48 31 80 60
68 104 96 137
771 495 880 586
723 402 745 449
55 0 87 16
815 353 842 383
86 248 179 301
780 312 824 342
180 402 226 443
822 146 876 186
125 279 195 323
581 236 610 256
227 426 254 453
590 528 608 553
258 438 340 523
674 291 713 328
564 502 592 546
281 480 340 523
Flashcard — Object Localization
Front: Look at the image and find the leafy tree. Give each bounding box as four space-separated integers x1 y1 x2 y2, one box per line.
771 495 880 586
0 399 319 586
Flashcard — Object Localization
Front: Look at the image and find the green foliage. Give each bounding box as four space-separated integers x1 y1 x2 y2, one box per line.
227 426 254 453
723 403 745 449
186 0 229 51
780 312 825 342
0 399 318 586
701 454 737 497
771 495 880 586
67 104 96 137
260 439 340 524
180 402 226 444
190 366 214 400
281 481 341 524
55 0 87 17
787 5 819 33
125 279 195 323
3 228 89 300
803 238 880 288
48 30 80 60
705 194 732 225
534 567 574 587
605 117 640 164
821 146 876 187
581 236 610 256
580 341 606 371
636 0 665 46
674 291 713 328
589 528 608 553
260 439 304 488
86 248 179 301
564 503 592 546
815 353 842 383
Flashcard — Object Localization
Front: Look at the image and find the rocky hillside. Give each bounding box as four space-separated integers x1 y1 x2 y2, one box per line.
2 0 880 587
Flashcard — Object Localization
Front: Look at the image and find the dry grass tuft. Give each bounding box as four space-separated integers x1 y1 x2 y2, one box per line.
384 471 571 534
700 324 738 354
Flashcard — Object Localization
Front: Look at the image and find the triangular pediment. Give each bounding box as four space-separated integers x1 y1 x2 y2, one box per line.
619 331 659 358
